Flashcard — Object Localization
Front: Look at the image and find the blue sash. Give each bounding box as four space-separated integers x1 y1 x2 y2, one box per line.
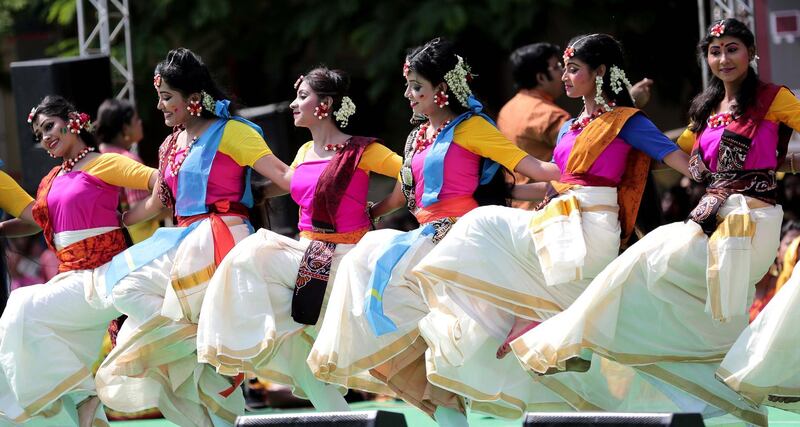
365 224 435 336
420 95 500 206
102 101 264 292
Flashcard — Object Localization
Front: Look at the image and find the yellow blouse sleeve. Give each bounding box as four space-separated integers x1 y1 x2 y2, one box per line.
0 170 34 217
358 142 403 178
453 116 528 171
83 153 155 190
218 120 273 167
676 127 696 154
765 87 800 132
290 142 314 169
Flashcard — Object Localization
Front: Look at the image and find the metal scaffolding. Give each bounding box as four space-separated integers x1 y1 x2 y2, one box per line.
700 0 757 89
76 0 135 103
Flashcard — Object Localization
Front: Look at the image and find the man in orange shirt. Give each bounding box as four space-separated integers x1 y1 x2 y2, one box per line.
500 43 653 209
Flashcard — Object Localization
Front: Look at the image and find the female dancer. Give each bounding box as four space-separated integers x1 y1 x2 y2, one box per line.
411 33 690 419
96 98 160 242
308 38 561 426
197 67 404 411
510 19 799 426
93 48 292 426
0 95 157 427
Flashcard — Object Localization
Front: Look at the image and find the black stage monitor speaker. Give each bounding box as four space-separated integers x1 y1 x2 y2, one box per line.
234 410 407 427
524 412 705 426
10 55 112 192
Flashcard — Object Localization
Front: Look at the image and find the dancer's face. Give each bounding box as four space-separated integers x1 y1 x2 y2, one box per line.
289 80 329 128
32 114 81 159
155 81 193 127
404 70 443 117
707 35 752 84
561 57 596 99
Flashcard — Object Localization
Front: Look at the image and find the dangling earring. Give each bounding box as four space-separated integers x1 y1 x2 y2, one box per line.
434 90 449 108
314 103 330 120
187 99 202 117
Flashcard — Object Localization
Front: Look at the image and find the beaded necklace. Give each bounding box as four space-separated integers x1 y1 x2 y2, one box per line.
168 135 199 176
62 146 95 172
569 102 616 132
707 111 735 128
412 120 451 154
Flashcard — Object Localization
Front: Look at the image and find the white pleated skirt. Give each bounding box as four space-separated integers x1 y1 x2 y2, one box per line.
0 268 117 426
511 195 782 426
410 187 622 418
196 229 383 398
718 264 800 413
93 218 250 427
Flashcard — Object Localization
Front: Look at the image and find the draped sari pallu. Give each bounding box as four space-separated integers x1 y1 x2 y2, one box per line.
32 166 127 272
530 107 646 287
688 83 792 322
291 136 374 326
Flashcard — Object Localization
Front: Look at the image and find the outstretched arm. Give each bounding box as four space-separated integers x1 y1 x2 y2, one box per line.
252 154 293 195
370 182 406 222
514 155 561 182
662 149 691 178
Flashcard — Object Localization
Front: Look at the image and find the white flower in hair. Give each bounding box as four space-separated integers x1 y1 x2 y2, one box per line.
201 91 216 113
609 65 633 95
334 96 356 128
443 55 473 108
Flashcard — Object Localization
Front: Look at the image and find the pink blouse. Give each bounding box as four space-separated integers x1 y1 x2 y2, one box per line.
47 172 120 233
291 160 371 233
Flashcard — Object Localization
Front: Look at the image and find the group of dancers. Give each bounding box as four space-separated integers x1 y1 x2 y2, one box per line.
0 16 798 427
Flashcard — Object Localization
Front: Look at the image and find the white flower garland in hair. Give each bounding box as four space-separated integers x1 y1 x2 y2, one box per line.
334 96 356 128
609 66 632 95
443 55 473 108
201 91 216 113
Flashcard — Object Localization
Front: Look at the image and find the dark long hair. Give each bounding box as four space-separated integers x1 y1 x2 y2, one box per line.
405 38 469 115
567 34 635 108
154 48 233 119
688 18 758 133
95 98 136 143
301 67 352 130
406 37 512 206
29 95 98 148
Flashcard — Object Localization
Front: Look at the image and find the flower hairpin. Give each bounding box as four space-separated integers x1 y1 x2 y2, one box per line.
710 21 725 37
26 107 36 124
294 75 304 90
154 73 162 89
563 46 575 63
67 112 92 134
443 55 473 108
403 61 410 78
334 96 356 128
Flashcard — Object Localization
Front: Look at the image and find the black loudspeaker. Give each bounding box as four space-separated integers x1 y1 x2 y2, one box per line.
9 55 112 192
523 412 705 426
234 410 407 427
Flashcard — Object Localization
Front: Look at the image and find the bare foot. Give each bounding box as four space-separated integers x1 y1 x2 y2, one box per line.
768 395 800 404
496 318 540 359
77 396 100 427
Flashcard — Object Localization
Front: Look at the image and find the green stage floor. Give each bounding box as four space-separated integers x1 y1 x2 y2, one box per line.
109 401 800 426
